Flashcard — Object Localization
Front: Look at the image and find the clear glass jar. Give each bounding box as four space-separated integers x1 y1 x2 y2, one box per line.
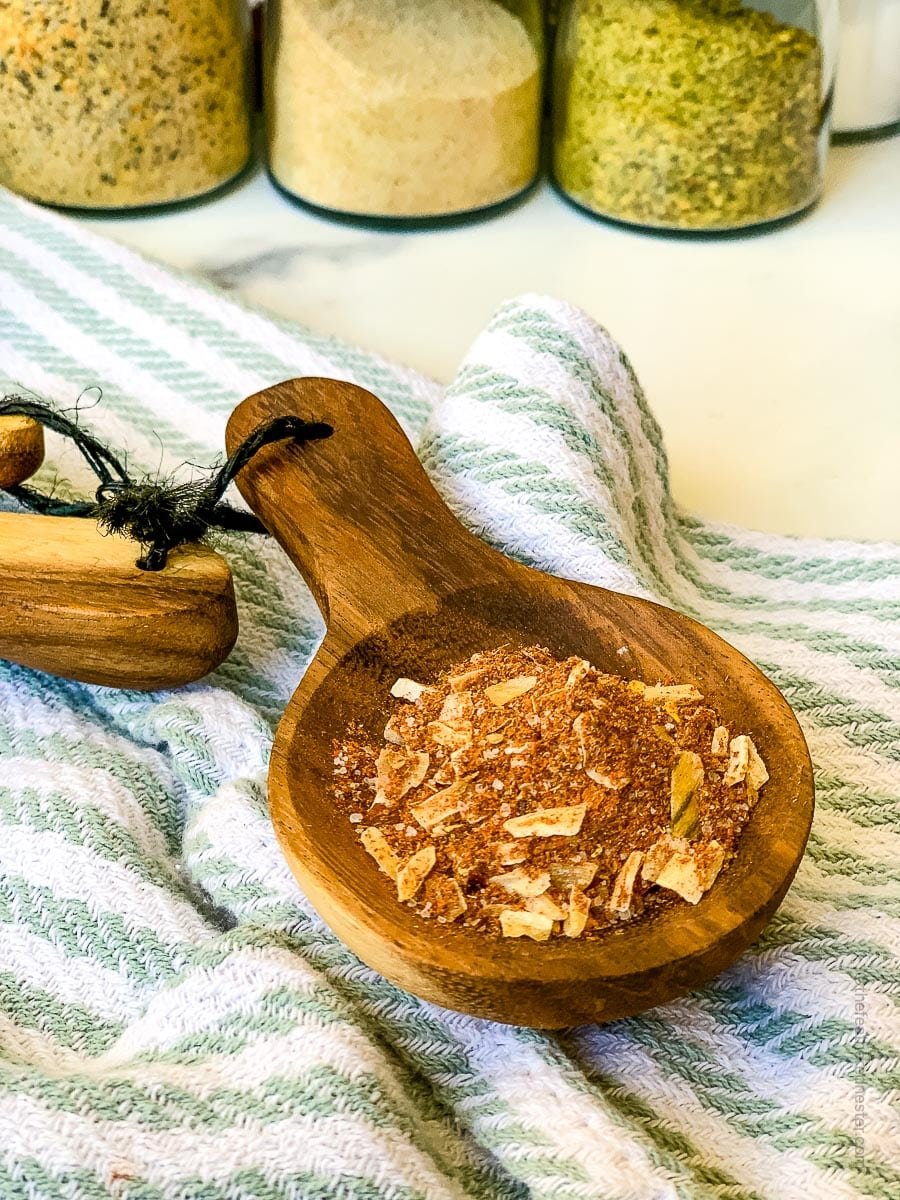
0 1 252 212
833 1 900 140
265 0 544 225
552 1 839 232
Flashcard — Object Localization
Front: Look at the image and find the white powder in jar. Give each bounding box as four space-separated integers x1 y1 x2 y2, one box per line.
267 0 542 218
833 0 900 133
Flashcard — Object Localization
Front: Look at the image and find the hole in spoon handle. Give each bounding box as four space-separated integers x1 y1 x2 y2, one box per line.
226 378 499 633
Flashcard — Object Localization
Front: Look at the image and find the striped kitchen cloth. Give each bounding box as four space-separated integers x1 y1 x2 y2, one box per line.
0 187 897 1200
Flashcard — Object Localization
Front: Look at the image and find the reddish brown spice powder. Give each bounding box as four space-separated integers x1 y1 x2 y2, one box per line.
331 646 768 941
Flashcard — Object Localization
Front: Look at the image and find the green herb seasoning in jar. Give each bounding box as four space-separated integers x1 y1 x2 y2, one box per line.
552 1 838 232
265 0 544 225
0 1 252 211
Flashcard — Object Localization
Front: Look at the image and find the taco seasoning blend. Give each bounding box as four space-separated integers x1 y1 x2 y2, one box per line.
332 646 769 941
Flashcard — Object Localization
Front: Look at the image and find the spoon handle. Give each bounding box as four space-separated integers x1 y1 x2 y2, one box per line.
226 378 507 635
0 415 45 489
0 513 238 688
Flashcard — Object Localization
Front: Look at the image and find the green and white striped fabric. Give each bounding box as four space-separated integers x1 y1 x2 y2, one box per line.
0 188 897 1200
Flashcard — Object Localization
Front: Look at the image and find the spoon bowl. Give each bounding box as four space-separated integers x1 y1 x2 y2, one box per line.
227 378 813 1028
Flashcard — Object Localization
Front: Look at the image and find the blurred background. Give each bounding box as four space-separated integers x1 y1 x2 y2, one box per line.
1 1 898 539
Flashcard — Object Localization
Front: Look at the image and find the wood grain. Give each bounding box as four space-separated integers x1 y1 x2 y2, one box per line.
0 512 239 689
0 415 45 489
226 377 814 1028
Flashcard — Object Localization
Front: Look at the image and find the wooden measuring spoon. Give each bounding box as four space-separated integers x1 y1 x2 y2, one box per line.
226 377 813 1028
0 415 45 489
0 513 238 689
0 401 237 688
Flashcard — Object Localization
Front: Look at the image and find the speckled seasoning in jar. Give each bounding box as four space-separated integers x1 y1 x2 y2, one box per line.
0 1 252 210
552 0 838 232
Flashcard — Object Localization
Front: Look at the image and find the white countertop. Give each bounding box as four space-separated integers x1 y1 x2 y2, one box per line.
79 138 900 543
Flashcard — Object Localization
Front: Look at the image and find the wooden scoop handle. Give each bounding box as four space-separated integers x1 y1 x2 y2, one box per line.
0 416 45 489
0 513 238 689
226 378 507 636
0 416 239 689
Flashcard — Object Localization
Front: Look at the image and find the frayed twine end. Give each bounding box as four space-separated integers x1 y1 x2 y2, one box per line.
0 394 332 570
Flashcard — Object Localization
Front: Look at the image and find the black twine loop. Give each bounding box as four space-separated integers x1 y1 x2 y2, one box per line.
0 394 332 570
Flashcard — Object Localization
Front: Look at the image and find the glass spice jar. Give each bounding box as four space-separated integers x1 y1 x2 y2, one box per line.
0 1 252 212
552 1 839 233
265 0 544 225
833 0 900 140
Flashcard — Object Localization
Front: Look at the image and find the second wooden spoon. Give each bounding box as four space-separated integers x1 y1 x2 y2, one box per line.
0 414 44 489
